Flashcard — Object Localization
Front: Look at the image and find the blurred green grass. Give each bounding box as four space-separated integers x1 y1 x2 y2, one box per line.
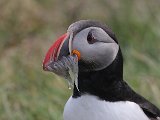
0 0 160 120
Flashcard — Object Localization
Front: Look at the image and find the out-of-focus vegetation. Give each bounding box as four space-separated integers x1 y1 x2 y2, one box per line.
0 0 160 119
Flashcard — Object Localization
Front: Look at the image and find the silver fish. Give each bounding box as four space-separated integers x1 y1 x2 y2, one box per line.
46 55 79 90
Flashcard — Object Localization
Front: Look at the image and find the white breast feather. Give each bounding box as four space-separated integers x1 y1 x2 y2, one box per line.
63 94 150 120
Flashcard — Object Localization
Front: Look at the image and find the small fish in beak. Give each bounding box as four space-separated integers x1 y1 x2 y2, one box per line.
46 54 79 90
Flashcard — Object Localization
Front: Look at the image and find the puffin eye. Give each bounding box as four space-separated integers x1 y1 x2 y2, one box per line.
87 31 98 44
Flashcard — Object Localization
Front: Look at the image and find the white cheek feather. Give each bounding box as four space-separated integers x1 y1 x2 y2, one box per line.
63 95 150 120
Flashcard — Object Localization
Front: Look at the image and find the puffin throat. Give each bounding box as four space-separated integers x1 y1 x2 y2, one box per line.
43 33 68 70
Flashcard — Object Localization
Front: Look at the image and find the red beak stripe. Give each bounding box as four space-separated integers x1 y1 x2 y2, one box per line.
43 33 67 70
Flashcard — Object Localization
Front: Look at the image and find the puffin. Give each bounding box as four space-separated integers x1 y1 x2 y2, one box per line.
43 20 160 120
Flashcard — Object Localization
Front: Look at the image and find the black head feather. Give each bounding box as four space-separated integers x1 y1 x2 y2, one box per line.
68 20 118 44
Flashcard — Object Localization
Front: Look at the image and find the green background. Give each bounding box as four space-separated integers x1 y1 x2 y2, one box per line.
0 0 160 119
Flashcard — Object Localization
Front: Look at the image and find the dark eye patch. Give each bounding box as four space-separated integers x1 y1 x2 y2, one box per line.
87 30 98 44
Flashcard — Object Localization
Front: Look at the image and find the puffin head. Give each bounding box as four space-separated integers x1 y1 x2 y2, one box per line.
43 20 123 95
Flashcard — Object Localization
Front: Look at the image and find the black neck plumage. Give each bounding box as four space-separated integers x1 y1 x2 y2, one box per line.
72 49 133 102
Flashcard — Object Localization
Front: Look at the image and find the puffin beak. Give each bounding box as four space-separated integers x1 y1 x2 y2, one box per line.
43 33 69 71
